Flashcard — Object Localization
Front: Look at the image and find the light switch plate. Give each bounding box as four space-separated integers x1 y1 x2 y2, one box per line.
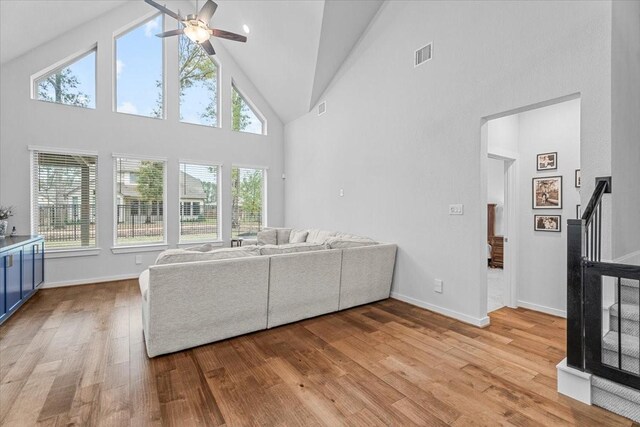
339 189 344 197
449 204 464 215
135 255 142 265
434 279 443 293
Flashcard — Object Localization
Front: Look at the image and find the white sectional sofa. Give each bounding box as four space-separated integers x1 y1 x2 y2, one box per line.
139 228 397 357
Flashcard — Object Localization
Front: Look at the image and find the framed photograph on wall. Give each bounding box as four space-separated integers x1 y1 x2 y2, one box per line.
532 176 563 209
576 204 581 219
537 152 557 171
534 215 562 232
575 169 581 188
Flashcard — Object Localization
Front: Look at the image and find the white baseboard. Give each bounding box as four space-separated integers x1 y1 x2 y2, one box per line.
517 300 566 318
390 292 491 327
42 273 139 289
615 250 640 265
557 358 592 405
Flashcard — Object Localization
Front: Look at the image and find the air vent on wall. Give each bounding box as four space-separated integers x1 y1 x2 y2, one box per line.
414 42 433 67
318 101 326 116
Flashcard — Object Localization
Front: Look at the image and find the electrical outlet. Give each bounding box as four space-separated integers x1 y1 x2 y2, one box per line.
449 204 464 215
339 189 344 197
434 279 443 293
135 255 142 265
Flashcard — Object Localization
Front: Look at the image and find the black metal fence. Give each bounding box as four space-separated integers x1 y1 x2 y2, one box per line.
38 204 96 248
232 211 262 238
116 203 164 242
180 204 218 240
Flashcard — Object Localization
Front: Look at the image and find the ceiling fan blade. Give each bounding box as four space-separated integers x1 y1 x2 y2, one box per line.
155 29 184 38
198 0 218 23
211 29 247 43
200 39 216 56
144 0 182 22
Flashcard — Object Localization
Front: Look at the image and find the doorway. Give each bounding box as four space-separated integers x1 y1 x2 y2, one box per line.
481 95 581 319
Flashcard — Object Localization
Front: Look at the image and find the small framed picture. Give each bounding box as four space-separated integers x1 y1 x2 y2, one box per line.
535 215 562 232
537 152 557 171
532 176 563 209
576 204 582 219
575 169 581 188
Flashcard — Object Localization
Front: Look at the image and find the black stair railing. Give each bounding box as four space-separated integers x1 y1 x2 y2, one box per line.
567 176 640 390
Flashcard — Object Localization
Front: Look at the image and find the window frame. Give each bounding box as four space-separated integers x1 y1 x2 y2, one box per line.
178 38 222 129
31 45 98 110
29 145 99 254
231 165 268 238
178 160 223 244
112 153 168 250
231 81 267 135
113 12 165 119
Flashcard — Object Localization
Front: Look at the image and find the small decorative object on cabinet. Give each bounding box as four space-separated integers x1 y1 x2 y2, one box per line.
0 236 44 325
0 206 12 239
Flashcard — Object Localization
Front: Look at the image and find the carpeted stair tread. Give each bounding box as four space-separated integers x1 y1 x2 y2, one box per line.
603 331 640 358
611 303 640 322
593 375 640 405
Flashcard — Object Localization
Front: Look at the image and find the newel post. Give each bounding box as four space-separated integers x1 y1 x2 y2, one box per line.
567 218 585 370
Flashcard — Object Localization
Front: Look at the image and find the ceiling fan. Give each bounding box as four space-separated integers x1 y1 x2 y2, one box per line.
144 0 247 56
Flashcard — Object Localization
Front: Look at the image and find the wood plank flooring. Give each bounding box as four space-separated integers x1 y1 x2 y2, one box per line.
0 279 635 426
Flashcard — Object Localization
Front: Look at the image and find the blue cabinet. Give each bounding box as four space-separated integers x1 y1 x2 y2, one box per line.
0 236 45 325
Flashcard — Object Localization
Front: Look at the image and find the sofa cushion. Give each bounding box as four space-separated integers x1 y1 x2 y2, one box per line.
259 242 326 255
257 229 277 245
326 238 377 249
289 230 308 243
276 228 292 245
155 246 260 265
186 243 218 252
139 269 150 302
306 229 338 244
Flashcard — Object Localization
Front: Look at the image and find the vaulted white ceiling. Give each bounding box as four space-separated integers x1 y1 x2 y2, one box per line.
0 0 383 124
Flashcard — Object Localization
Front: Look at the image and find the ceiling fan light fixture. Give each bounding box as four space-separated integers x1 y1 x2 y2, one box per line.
184 20 211 44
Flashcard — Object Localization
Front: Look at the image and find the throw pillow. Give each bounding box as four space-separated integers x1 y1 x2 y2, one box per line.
289 230 308 243
276 228 292 245
259 242 326 255
326 238 377 249
257 229 277 245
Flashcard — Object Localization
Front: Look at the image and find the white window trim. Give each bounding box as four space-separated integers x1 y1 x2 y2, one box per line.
112 154 168 248
29 146 100 252
179 52 221 129
111 244 168 254
46 248 101 259
231 81 268 135
178 161 223 244
30 44 98 108
232 165 268 229
113 12 165 119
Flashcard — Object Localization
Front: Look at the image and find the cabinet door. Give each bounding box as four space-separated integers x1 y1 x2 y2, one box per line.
34 241 44 287
0 254 5 319
23 244 34 297
5 249 22 312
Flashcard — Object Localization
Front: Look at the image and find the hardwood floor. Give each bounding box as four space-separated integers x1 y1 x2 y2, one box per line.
0 280 635 426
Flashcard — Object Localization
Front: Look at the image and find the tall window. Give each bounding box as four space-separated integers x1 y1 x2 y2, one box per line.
179 36 219 127
231 167 265 238
232 84 265 135
35 49 96 109
32 151 98 249
179 163 220 242
114 157 166 246
115 15 164 118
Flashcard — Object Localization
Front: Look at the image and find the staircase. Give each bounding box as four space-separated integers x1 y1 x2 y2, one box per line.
593 277 640 421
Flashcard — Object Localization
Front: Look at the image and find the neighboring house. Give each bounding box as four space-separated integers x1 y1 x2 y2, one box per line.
115 161 208 221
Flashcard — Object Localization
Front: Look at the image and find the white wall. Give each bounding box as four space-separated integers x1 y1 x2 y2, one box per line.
0 1 285 286
284 0 612 325
515 99 581 316
487 158 505 236
611 0 640 261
